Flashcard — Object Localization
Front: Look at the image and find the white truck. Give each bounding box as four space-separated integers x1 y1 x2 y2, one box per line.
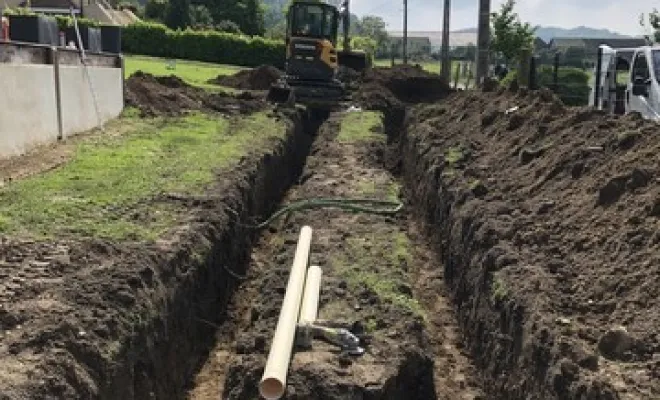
590 44 660 120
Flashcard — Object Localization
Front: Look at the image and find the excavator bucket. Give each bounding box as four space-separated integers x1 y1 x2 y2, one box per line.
338 50 370 73
267 83 295 104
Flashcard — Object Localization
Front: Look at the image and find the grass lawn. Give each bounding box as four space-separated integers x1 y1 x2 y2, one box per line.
0 110 287 241
124 55 246 89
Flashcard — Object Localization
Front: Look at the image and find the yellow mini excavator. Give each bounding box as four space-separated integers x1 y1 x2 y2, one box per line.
267 0 369 110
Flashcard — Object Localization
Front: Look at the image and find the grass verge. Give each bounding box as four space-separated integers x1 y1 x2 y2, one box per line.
0 112 286 241
124 55 245 90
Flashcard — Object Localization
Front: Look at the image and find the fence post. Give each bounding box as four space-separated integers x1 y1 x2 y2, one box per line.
453 60 460 89
518 48 531 87
553 52 560 92
593 46 603 108
529 56 538 90
52 46 63 140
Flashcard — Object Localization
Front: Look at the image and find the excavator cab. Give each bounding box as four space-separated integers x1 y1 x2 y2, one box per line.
267 1 368 110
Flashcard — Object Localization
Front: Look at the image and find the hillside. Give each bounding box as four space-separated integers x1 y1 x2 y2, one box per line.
389 25 631 48
534 25 629 41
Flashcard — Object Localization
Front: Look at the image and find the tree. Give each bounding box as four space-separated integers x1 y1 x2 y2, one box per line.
359 15 389 54
639 9 660 43
207 0 265 35
490 0 535 64
165 0 191 29
144 0 168 22
190 5 214 29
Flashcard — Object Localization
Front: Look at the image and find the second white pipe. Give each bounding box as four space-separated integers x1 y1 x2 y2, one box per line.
299 265 323 324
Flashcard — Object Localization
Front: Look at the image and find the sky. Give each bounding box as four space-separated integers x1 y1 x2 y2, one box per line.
350 0 656 36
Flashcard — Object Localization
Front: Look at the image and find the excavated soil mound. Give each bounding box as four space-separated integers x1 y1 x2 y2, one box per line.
354 65 453 132
211 65 283 90
361 64 452 103
125 71 265 117
401 87 659 399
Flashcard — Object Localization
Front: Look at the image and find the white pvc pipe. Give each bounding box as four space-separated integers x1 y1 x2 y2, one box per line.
299 265 322 324
259 226 313 400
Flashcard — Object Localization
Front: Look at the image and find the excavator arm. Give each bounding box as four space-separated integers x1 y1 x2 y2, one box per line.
341 0 351 52
337 0 369 72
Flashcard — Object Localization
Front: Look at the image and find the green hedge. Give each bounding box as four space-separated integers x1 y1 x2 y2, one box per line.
500 66 590 106
122 21 286 68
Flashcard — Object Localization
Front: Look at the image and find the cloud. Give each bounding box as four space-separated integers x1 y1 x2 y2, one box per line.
351 0 656 35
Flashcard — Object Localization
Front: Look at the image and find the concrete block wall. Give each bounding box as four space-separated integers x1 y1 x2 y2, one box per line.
0 44 123 159
0 64 60 156
59 66 124 136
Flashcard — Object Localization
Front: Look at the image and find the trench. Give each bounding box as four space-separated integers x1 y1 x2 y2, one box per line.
183 105 484 400
101 109 322 400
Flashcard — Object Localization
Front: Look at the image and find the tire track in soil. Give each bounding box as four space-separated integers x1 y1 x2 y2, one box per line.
187 112 483 399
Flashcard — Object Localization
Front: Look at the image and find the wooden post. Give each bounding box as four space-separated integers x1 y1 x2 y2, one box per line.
403 0 408 64
475 0 491 84
441 0 451 81
52 47 63 140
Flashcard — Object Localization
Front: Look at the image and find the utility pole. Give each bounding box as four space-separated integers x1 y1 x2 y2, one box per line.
403 0 408 64
440 0 451 81
476 0 491 84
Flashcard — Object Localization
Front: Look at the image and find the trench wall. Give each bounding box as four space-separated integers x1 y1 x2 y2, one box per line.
0 42 123 159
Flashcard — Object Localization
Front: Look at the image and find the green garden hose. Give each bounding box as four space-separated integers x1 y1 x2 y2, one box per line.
240 197 404 229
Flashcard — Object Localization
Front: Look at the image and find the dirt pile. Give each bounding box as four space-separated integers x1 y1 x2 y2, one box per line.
360 64 452 103
401 87 659 398
354 65 453 132
125 71 265 117
211 65 283 90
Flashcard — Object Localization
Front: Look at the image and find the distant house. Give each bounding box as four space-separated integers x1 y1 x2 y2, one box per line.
549 37 648 54
1 0 139 25
389 36 432 58
17 0 81 15
389 31 477 51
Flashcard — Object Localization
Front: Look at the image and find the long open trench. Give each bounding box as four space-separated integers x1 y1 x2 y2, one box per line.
185 108 484 399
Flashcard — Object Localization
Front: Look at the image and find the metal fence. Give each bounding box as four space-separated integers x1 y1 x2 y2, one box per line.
503 52 594 106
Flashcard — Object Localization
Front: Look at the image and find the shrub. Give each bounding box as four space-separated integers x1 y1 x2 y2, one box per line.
216 20 241 34
537 65 590 106
498 65 590 106
121 21 286 68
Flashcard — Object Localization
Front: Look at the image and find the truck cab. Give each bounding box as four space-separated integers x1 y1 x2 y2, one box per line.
592 45 660 120
625 46 660 119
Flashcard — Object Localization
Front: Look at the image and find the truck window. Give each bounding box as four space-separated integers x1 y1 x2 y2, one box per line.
652 50 660 83
632 53 650 81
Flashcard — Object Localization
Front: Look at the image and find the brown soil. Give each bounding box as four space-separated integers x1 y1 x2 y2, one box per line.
400 87 659 399
188 113 483 399
354 64 453 135
125 71 265 117
211 65 283 91
361 64 453 103
0 110 313 399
